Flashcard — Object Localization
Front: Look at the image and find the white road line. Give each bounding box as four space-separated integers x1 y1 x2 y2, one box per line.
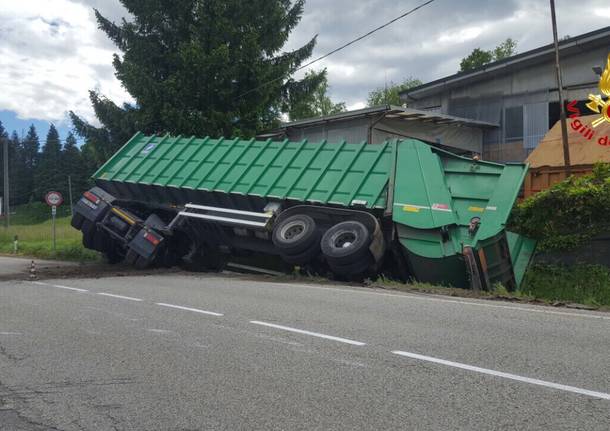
30 281 88 292
392 350 610 401
250 320 366 346
96 292 143 302
274 282 610 321
156 302 223 317
52 284 88 292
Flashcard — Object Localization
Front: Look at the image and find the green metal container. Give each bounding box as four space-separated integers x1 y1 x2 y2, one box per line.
94 132 393 209
93 132 533 289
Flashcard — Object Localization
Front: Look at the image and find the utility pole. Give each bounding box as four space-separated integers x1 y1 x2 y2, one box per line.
68 175 73 216
550 0 571 176
2 136 9 228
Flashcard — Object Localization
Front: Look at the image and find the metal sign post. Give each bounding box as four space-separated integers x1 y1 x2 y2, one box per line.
51 205 57 251
45 191 63 253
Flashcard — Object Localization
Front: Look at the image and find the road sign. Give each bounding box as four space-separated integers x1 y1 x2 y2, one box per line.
45 191 63 207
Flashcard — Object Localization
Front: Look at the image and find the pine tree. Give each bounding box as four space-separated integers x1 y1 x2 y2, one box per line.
61 132 89 198
0 121 8 210
35 124 64 200
70 0 324 166
22 125 40 203
289 70 346 120
9 131 29 205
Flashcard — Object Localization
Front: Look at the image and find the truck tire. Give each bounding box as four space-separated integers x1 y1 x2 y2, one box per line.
272 214 319 256
103 248 123 264
321 221 372 265
279 242 320 265
81 220 96 249
328 253 373 277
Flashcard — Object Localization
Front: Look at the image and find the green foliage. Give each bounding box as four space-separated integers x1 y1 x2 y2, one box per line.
521 263 610 307
459 38 517 72
0 215 99 262
367 77 422 107
34 125 64 200
8 202 71 225
289 70 346 120
71 0 324 167
509 163 610 251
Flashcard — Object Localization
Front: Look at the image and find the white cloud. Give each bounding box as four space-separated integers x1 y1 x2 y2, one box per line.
438 26 486 44
0 0 132 124
1 0 609 125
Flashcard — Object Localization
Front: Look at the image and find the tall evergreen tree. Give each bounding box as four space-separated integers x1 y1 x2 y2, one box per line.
9 131 29 205
35 124 64 200
0 121 8 210
21 125 40 202
289 70 346 121
61 132 89 198
71 0 324 167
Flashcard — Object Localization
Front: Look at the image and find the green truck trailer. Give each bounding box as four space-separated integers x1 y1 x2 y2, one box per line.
71 132 535 289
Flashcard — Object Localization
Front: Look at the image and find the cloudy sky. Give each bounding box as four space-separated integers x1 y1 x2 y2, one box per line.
1 0 609 141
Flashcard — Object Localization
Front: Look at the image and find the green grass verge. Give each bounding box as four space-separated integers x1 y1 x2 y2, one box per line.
520 263 610 307
0 215 99 262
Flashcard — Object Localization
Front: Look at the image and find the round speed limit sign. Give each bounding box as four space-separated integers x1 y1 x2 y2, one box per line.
45 191 63 207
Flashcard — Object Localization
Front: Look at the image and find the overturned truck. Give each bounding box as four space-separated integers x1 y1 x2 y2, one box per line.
72 133 535 290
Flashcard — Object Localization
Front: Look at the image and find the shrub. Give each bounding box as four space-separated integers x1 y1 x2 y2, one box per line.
509 163 610 251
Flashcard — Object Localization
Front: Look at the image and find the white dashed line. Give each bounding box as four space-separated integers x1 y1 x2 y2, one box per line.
51 284 88 292
30 281 88 292
392 350 610 401
96 292 143 302
250 320 366 346
156 303 224 317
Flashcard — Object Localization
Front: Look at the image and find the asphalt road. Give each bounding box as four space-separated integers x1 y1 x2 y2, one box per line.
0 273 609 430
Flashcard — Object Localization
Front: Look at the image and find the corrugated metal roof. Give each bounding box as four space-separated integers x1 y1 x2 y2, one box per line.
401 26 610 100
266 105 497 132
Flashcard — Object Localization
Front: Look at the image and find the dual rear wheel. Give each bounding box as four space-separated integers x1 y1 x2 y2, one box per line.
272 214 374 276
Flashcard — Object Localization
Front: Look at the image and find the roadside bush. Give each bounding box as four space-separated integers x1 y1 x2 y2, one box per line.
509 163 610 251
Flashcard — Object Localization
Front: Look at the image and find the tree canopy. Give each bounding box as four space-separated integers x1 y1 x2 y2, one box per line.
459 38 517 72
366 77 422 107
71 0 325 167
289 70 346 120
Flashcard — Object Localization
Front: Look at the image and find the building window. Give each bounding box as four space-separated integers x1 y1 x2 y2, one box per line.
504 106 524 141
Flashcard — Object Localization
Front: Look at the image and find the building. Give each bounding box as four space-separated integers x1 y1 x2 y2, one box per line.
399 26 610 162
259 105 496 155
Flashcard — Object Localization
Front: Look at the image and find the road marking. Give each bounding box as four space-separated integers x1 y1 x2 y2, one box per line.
250 320 366 346
30 281 88 292
156 302 223 317
51 284 88 292
392 350 610 401
97 292 143 302
271 282 610 322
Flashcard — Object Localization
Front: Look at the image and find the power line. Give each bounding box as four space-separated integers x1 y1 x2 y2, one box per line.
236 0 436 100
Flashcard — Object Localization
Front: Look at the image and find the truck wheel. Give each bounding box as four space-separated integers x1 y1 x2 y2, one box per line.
321 221 372 265
81 220 96 249
103 247 123 264
328 254 373 277
280 242 320 265
272 214 319 256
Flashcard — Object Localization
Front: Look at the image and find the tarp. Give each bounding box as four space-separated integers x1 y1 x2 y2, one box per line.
526 114 610 168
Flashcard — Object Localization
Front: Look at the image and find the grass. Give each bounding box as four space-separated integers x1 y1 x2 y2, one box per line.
0 207 99 262
520 263 610 307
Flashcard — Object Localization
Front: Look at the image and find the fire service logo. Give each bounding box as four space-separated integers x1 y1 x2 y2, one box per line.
567 54 610 147
586 54 610 127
